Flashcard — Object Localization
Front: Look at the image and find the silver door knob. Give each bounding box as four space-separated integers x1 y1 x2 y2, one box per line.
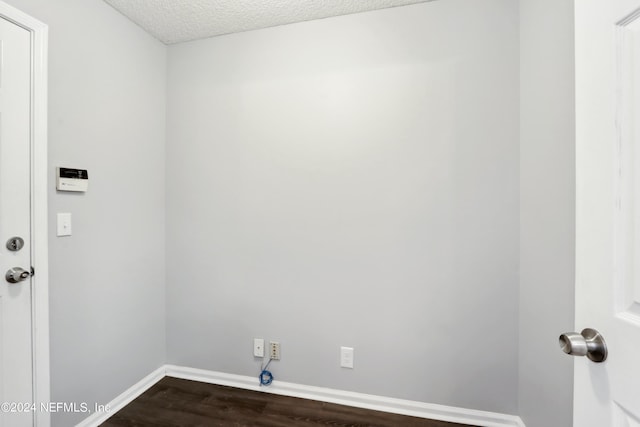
5 267 30 284
559 328 607 363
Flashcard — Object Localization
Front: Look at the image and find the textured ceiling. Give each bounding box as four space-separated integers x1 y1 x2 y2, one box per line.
103 0 435 45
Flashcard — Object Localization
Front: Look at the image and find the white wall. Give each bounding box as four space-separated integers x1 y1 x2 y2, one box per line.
1 1 167 425
166 0 519 414
518 0 575 426
3 0 577 423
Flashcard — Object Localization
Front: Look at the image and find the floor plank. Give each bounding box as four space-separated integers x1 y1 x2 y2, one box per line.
100 377 475 427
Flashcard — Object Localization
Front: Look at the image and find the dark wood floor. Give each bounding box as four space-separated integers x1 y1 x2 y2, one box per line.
100 377 475 427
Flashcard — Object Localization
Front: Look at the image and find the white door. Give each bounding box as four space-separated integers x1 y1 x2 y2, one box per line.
0 16 34 427
574 0 640 425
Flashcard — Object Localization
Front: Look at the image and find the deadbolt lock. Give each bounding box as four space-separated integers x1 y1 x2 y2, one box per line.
6 237 24 252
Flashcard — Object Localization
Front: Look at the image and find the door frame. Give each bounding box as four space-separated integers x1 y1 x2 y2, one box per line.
0 2 49 426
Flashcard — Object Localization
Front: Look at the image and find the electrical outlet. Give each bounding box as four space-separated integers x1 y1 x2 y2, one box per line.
254 338 264 358
340 346 354 369
269 341 280 360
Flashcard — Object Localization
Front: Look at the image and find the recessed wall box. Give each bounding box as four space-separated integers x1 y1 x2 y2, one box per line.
56 167 89 192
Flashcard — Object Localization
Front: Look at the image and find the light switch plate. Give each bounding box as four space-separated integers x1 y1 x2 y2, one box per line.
57 213 72 236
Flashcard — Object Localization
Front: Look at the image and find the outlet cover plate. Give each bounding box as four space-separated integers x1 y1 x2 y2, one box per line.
340 346 354 369
254 338 264 358
269 341 280 360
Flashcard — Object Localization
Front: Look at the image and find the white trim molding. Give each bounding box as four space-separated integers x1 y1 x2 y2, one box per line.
0 3 49 427
75 367 165 427
80 365 525 427
165 365 525 427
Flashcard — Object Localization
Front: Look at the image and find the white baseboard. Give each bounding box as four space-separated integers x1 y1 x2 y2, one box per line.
165 365 526 427
75 366 165 427
76 364 525 427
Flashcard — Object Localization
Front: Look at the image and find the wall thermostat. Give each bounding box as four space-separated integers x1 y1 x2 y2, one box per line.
56 167 89 192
